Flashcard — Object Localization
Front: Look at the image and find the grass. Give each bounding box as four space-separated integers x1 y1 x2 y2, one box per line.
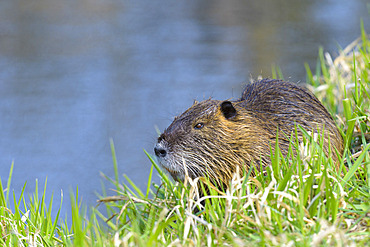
1 26 369 246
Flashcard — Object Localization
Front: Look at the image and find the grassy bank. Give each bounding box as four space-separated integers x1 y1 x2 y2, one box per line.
1 27 369 246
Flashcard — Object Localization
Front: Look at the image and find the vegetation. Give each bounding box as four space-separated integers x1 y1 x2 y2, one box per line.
1 25 369 246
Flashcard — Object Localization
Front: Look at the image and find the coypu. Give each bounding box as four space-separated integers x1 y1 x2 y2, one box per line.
154 79 344 186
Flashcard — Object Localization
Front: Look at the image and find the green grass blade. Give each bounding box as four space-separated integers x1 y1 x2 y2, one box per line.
342 144 370 185
5 161 14 204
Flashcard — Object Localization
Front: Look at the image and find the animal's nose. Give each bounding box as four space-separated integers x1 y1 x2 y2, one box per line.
154 144 167 158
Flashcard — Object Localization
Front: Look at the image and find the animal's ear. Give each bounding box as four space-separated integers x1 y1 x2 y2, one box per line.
220 101 237 119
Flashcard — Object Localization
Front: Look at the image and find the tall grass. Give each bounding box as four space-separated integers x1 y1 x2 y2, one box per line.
0 27 369 246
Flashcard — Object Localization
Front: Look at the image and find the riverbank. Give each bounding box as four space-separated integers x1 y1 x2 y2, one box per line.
1 26 369 246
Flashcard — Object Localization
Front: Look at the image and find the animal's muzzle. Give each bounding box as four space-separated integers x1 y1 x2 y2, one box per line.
154 143 167 158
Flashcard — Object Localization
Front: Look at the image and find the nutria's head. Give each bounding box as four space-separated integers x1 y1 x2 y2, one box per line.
154 99 267 185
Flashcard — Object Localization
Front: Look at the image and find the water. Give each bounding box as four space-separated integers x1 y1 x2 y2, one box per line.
1 0 369 217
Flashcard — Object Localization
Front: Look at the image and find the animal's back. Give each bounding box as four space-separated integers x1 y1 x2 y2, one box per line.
238 79 343 162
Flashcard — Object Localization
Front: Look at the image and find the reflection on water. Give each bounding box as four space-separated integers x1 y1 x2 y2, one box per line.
0 0 369 216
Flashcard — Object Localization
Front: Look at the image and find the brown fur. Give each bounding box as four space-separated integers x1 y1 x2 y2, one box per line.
154 79 344 186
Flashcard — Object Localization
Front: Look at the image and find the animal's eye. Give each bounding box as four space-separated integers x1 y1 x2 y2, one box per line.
194 123 204 130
